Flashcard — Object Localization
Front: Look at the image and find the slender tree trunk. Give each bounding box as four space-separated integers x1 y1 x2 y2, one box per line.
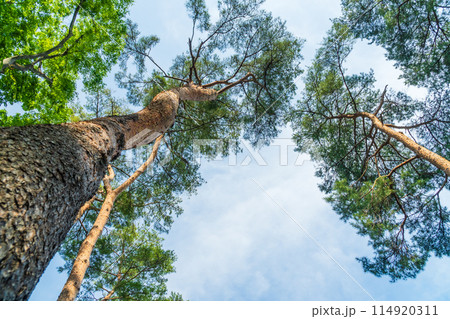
58 166 117 301
0 84 217 300
58 136 163 301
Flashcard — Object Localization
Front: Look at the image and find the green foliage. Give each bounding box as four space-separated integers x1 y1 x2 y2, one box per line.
60 0 305 298
60 223 180 301
60 89 191 300
290 18 449 281
0 0 134 126
326 175 449 281
117 0 304 146
341 0 450 85
35 0 302 298
186 0 211 31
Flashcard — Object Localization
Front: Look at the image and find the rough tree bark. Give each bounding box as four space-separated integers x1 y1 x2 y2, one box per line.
0 84 217 300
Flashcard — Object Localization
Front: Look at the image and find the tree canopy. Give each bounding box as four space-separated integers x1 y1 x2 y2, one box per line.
53 0 304 300
1 0 449 301
0 0 133 126
117 0 304 146
341 0 450 86
290 1 449 281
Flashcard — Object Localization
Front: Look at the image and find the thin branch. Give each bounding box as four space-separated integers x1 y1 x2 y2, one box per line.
353 137 390 185
101 288 116 301
420 175 448 210
110 164 131 178
78 219 89 235
386 156 419 178
336 46 358 112
326 111 450 176
203 25 263 88
74 195 96 222
113 135 163 195
392 192 408 245
1 0 85 81
216 72 256 94
163 135 190 167
385 117 444 129
373 85 388 116
58 165 116 301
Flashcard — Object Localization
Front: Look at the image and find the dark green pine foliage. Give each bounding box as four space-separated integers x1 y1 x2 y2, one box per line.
116 0 304 147
60 223 181 301
341 0 449 86
290 19 449 281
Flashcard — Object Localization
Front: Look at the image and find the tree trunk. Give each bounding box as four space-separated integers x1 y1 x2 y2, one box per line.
0 123 116 300
58 136 163 301
57 166 117 302
0 84 217 300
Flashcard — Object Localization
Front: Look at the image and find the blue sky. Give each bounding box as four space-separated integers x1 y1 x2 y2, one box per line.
30 0 449 301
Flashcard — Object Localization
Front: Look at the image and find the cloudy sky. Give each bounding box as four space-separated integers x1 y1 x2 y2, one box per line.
30 0 449 301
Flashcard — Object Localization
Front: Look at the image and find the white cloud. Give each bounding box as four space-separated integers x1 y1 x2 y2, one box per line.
164 131 450 300
164 144 377 300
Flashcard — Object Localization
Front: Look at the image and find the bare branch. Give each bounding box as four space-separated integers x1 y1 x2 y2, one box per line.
113 135 163 196
74 195 96 222
326 111 450 176
373 85 388 116
386 156 419 178
216 72 257 94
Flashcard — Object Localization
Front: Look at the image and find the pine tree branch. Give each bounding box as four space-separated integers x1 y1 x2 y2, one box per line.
74 195 96 222
113 135 163 195
326 111 450 176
